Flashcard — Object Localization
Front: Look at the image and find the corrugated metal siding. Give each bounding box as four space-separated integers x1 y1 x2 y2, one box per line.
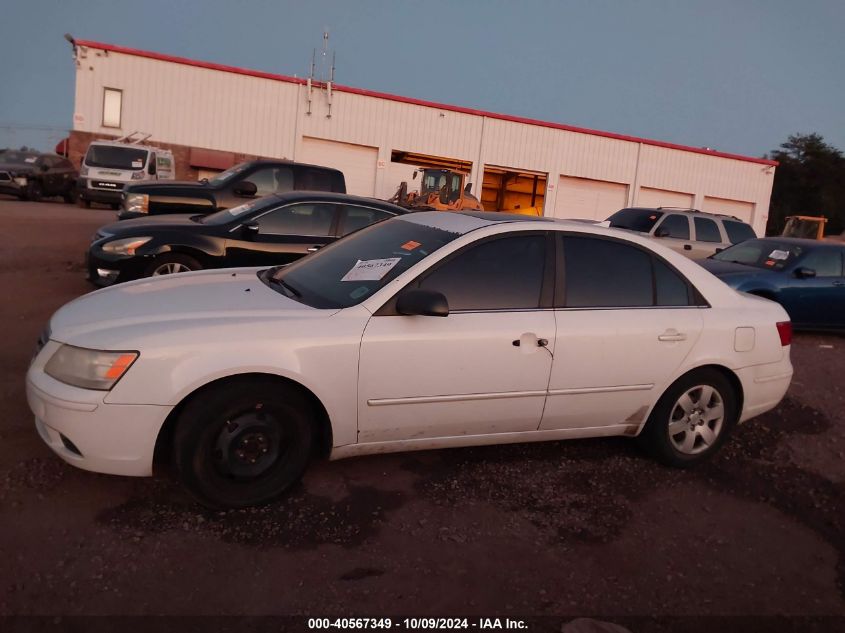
71 45 775 234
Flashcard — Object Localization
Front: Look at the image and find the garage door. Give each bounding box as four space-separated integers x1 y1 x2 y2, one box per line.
636 187 694 209
299 137 378 196
553 176 628 220
702 196 755 223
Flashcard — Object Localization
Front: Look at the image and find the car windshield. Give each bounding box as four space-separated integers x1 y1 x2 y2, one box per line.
711 239 804 270
199 197 279 225
208 163 250 186
1 150 40 166
263 217 464 309
607 208 665 232
85 145 148 170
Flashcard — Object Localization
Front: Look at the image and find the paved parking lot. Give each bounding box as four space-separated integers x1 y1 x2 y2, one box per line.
1 198 843 628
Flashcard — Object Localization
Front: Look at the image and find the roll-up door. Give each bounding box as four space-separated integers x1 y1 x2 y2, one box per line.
637 187 694 209
553 176 628 220
702 196 755 223
299 137 378 196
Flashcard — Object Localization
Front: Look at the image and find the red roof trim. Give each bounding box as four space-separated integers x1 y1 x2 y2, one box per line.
74 39 778 167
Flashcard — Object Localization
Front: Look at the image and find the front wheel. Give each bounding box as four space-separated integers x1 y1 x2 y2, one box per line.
638 369 738 467
172 378 315 508
24 181 43 202
145 253 201 277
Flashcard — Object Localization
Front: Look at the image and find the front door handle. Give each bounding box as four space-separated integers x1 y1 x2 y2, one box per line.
307 246 321 253
658 329 687 342
683 244 692 251
512 333 548 348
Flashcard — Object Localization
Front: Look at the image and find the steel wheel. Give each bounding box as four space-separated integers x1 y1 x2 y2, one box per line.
667 384 725 455
152 261 192 275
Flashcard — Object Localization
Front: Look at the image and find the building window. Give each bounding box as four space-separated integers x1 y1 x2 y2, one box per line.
102 88 122 128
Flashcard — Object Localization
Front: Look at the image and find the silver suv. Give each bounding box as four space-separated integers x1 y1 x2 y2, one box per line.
607 207 757 259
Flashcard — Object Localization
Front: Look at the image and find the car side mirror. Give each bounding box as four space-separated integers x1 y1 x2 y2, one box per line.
396 289 449 317
233 180 258 197
654 227 670 238
794 266 816 279
148 161 156 176
242 221 259 239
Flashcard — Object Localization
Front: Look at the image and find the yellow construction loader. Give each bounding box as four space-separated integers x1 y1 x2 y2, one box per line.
389 168 484 212
781 215 845 242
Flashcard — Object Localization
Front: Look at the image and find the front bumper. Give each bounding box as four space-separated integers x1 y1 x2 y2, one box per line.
86 247 149 286
0 180 25 196
77 179 124 204
26 349 172 477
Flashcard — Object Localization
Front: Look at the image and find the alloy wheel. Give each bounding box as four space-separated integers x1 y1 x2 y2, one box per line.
667 384 725 455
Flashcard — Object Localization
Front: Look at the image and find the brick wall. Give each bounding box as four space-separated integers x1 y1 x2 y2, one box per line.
68 131 264 180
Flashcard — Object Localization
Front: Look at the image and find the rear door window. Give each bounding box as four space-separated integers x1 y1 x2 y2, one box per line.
694 217 722 243
297 168 336 192
562 236 653 307
723 220 756 244
339 205 395 235
656 214 690 240
798 249 844 277
561 235 695 308
255 203 337 236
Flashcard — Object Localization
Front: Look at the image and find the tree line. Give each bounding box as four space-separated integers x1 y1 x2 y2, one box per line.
766 133 845 236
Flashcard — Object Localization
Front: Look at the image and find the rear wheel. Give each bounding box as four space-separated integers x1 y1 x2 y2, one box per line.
145 253 201 277
172 379 314 508
638 369 738 467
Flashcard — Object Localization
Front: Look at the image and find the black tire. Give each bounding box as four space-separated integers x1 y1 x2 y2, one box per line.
77 197 91 209
638 368 738 467
144 253 202 277
24 180 43 202
172 378 314 508
63 188 78 204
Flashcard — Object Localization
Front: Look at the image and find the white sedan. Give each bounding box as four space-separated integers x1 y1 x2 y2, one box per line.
27 212 793 508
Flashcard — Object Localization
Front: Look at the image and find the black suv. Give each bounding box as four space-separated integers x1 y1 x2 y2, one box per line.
0 150 78 202
119 159 345 220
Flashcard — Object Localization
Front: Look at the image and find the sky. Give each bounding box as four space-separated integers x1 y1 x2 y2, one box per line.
1 0 843 158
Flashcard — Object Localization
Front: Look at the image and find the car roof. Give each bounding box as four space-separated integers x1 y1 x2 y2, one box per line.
616 207 747 223
269 190 409 214
753 236 844 249
242 158 345 175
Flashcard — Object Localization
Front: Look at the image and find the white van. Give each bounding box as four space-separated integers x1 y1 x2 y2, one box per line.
77 133 174 209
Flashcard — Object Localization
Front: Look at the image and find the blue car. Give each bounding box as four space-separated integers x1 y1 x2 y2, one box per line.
699 237 845 330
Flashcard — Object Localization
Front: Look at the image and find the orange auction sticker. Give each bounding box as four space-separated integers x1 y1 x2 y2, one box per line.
401 240 421 250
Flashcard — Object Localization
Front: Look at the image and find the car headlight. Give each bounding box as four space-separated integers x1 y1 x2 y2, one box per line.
101 236 152 255
131 170 145 180
124 193 149 213
13 177 28 186
44 344 138 390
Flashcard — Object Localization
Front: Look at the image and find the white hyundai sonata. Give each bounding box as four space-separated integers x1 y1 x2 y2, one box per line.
27 211 793 507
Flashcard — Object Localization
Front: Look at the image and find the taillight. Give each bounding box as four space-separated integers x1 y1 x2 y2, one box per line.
776 321 792 346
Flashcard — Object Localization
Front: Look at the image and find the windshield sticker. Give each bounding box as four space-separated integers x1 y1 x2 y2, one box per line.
401 240 421 251
227 202 257 217
768 249 790 260
341 258 401 282
131 159 143 168
24 157 36 163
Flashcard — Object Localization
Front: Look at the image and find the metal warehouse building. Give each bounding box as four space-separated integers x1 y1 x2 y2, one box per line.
67 39 777 235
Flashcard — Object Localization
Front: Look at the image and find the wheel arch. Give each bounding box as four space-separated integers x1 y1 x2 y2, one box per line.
152 372 334 471
637 363 745 436
150 243 218 267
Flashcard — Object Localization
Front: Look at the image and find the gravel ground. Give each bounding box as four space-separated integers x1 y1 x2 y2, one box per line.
0 198 843 631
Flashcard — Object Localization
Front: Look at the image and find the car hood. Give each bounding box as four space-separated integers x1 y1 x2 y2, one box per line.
98 214 207 236
48 268 338 348
698 259 781 284
0 162 35 173
124 180 212 195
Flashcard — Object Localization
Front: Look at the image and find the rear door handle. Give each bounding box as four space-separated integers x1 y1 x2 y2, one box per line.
683 244 692 251
658 329 687 342
307 246 321 252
